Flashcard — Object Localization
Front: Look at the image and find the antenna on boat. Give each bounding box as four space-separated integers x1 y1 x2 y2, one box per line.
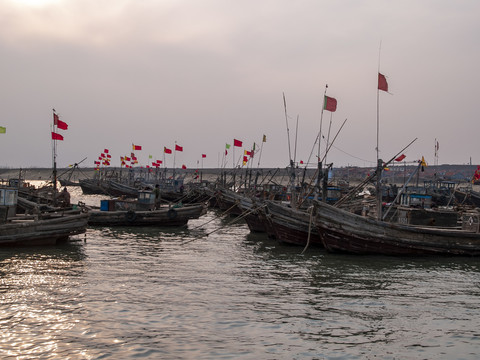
293 115 299 165
283 92 293 163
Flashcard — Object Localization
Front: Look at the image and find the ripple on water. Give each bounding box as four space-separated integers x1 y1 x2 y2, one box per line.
1 210 480 359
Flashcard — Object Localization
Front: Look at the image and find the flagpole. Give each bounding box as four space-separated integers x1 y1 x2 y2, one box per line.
52 109 58 199
376 41 383 220
318 85 328 159
257 140 264 168
324 111 333 165
376 41 382 164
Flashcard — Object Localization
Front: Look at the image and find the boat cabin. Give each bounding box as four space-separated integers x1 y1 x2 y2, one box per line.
399 193 432 209
100 190 157 212
0 187 18 223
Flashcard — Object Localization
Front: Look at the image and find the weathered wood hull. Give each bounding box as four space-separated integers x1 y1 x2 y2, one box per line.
79 179 107 195
265 201 323 247
88 204 206 227
314 200 480 256
0 212 89 246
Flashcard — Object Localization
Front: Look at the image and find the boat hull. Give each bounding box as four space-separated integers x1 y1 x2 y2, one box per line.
88 204 206 227
0 212 89 246
314 200 480 256
266 201 323 246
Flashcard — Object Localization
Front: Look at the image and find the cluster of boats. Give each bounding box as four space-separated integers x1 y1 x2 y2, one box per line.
2 162 480 256
208 161 480 256
0 176 208 246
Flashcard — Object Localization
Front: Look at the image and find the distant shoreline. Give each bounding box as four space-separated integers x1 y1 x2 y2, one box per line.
0 163 478 183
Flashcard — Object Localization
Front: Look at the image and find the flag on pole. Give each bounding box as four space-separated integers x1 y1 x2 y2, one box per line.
225 143 231 149
175 144 183 152
51 132 64 141
262 134 267 142
182 164 187 169
420 156 427 171
164 147 172 154
202 154 206 158
132 144 142 151
234 139 242 147
395 154 406 162
0 126 5 134
378 73 388 92
323 95 337 112
53 113 68 130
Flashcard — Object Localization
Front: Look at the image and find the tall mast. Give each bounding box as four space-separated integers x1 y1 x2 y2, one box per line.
52 109 58 197
376 43 383 220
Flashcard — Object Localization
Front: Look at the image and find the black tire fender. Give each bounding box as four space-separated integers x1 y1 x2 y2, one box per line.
125 210 137 222
167 208 177 219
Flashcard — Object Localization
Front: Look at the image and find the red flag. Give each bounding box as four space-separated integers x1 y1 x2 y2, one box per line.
132 144 142 151
225 150 228 156
300 160 304 164
175 144 183 152
378 73 388 92
395 154 406 162
164 147 172 154
157 160 162 164
51 132 64 140
243 156 248 162
53 113 68 130
244 150 252 156
104 149 109 153
323 96 337 112
101 153 105 158
182 164 187 169
202 154 206 158
234 139 242 147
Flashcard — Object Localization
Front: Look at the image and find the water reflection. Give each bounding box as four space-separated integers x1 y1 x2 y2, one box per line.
1 204 480 358
0 242 88 359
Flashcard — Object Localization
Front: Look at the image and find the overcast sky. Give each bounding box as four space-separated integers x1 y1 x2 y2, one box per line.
1 0 479 170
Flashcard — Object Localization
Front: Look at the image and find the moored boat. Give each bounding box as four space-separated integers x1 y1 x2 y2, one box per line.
86 190 206 227
313 198 480 256
0 186 88 246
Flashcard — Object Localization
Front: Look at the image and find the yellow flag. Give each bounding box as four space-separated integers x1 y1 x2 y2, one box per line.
0 126 6 134
421 156 427 167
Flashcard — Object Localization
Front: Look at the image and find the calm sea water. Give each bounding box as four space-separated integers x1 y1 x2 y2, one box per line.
1 187 480 359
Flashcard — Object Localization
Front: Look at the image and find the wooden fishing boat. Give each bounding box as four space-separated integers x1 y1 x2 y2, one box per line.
265 200 323 247
87 203 206 227
313 198 480 256
0 212 89 246
86 190 206 226
0 187 88 246
214 188 244 215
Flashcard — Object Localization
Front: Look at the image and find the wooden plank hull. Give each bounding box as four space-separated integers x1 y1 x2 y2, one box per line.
88 204 206 227
265 201 323 247
0 212 89 246
314 200 480 256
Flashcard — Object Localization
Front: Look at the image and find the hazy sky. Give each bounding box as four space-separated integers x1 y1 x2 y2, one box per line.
1 0 479 170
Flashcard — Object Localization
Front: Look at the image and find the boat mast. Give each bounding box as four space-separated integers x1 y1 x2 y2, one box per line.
283 93 296 204
52 109 58 200
315 85 328 201
376 43 383 220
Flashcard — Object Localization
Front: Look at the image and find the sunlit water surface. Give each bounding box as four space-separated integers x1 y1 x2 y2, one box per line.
0 187 479 359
